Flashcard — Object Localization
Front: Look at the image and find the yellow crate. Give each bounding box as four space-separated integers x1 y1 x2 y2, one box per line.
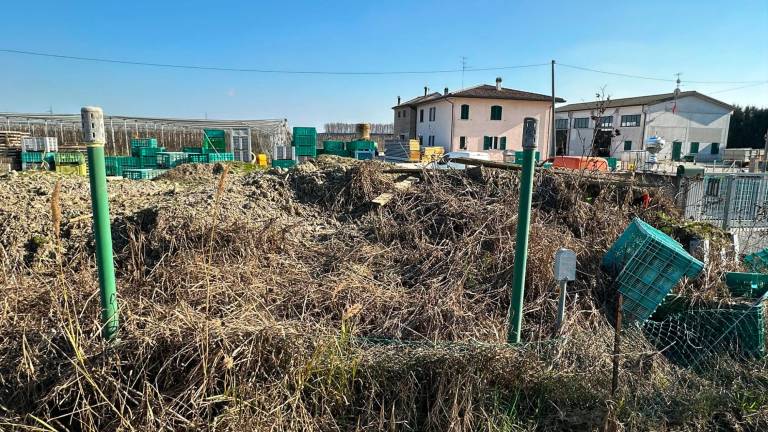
409 150 422 161
408 139 420 151
423 146 444 156
55 163 87 176
257 153 268 167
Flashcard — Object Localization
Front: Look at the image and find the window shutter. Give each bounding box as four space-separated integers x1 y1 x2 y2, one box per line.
460 105 469 120
500 137 506 150
624 141 632 151
690 142 699 154
711 143 720 154
483 136 491 150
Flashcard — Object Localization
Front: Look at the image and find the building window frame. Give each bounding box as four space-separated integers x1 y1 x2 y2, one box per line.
555 118 569 129
690 142 700 154
429 107 436 122
460 104 469 120
599 115 613 128
490 105 502 121
459 136 466 150
428 135 435 146
419 109 424 123
623 140 632 151
573 117 589 129
620 114 641 127
711 142 720 155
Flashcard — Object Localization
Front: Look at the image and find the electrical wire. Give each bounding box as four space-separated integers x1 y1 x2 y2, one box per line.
708 81 768 94
0 48 547 75
558 63 767 84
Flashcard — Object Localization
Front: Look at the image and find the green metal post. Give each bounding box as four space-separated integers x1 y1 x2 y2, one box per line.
507 119 538 344
83 107 118 340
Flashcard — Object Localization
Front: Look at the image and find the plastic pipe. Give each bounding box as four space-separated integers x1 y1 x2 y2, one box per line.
82 107 118 340
507 144 536 343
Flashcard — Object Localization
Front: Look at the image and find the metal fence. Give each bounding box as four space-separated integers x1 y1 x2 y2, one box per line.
681 173 768 229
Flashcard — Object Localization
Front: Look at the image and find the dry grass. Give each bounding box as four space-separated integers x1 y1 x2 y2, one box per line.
0 158 766 431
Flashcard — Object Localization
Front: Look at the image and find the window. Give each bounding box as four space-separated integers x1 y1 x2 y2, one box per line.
418 135 423 146
459 136 466 150
419 109 424 123
573 117 589 128
623 140 632 151
599 116 613 128
397 111 401 118
690 142 699 154
555 118 569 129
500 136 507 150
483 136 491 150
705 178 721 197
460 104 469 120
490 105 502 121
429 107 436 122
711 143 720 155
620 114 641 127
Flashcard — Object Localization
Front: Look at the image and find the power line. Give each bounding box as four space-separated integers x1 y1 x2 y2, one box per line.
708 81 768 94
0 48 547 75
558 63 767 84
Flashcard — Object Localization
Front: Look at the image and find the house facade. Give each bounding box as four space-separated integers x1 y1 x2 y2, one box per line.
393 78 563 158
554 91 733 162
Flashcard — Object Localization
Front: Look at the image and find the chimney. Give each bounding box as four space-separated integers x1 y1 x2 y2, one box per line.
424 86 428 96
397 96 401 105
444 87 449 95
495 77 502 91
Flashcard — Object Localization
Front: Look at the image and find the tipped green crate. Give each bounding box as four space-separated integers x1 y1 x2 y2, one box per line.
54 152 85 164
203 129 226 152
130 138 158 148
744 249 768 273
725 272 768 298
604 218 704 324
157 152 188 168
122 168 164 180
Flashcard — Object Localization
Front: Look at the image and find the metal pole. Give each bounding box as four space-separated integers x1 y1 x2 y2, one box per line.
82 107 118 341
556 280 567 331
722 174 737 230
507 118 538 344
550 59 556 158
763 131 767 173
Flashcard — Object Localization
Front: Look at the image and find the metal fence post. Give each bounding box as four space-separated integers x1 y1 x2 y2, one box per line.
722 175 737 230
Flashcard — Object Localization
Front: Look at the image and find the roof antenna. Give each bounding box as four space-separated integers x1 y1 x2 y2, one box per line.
460 56 467 89
674 73 682 97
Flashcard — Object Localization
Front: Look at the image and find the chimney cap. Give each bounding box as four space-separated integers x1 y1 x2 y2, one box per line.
444 87 449 95
424 86 428 96
495 77 502 91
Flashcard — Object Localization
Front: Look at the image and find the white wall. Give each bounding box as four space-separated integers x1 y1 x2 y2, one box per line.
415 100 452 150
448 97 552 155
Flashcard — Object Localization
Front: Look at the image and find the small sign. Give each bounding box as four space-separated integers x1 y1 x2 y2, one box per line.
554 248 577 282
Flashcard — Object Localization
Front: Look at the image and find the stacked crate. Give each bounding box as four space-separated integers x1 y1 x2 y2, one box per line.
21 137 58 171
321 140 349 157
292 127 317 157
202 129 227 153
157 152 188 169
104 156 140 176
0 131 30 171
130 138 165 169
54 152 87 176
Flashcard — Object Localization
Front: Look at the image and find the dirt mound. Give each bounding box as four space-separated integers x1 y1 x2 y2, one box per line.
0 160 763 431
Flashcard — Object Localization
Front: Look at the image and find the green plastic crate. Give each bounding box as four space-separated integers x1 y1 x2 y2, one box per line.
324 149 351 158
347 140 376 152
138 155 159 168
292 127 317 148
744 249 768 273
202 129 226 152
21 151 47 163
604 218 704 324
132 146 166 157
604 157 618 171
187 153 207 163
157 152 188 168
514 151 541 164
122 168 164 180
354 150 374 160
207 152 234 163
105 156 141 176
54 152 85 164
130 138 158 148
725 272 768 298
294 145 317 157
323 140 345 152
272 159 296 169
183 146 204 154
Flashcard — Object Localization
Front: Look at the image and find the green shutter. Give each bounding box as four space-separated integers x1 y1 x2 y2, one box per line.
490 106 502 120
711 143 720 154
500 137 507 150
690 142 699 154
483 136 491 150
460 105 469 120
624 140 632 151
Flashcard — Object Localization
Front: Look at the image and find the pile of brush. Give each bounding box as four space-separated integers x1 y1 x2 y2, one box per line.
0 158 765 431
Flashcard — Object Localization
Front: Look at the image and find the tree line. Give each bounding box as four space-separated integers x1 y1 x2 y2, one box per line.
728 105 768 149
324 123 394 134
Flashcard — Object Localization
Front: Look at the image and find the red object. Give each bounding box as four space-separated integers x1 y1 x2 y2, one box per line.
672 101 677 114
551 156 609 172
641 193 651 208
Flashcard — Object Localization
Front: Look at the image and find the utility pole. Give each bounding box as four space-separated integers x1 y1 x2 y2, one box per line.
460 56 467 89
550 60 556 158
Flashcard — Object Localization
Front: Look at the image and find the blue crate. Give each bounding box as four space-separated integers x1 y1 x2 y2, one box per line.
744 248 768 273
604 218 704 324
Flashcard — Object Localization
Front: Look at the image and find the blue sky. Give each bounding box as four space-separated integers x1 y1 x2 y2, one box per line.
1 0 766 128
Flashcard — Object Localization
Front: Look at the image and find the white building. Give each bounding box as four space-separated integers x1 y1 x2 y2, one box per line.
554 91 733 162
393 78 564 158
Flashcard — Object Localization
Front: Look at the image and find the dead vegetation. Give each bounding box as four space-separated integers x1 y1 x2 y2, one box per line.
0 156 766 431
